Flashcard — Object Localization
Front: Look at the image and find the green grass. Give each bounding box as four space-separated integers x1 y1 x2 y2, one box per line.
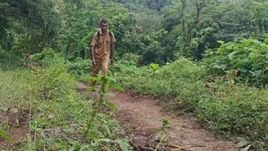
114 58 268 150
0 62 132 150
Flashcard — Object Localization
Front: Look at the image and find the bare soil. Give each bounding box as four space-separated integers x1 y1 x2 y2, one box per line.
0 108 29 150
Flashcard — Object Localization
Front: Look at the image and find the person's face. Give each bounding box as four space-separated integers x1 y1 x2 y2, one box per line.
100 23 108 33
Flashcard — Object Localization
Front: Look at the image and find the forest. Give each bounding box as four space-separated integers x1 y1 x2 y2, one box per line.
0 0 268 150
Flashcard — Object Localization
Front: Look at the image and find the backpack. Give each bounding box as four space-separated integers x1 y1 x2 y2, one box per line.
97 31 113 43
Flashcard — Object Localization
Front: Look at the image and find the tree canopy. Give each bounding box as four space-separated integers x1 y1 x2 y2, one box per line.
1 0 268 63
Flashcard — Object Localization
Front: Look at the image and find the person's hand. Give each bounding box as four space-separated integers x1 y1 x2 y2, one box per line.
92 58 96 65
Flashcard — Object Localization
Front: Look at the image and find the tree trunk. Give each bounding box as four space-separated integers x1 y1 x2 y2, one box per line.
181 0 187 43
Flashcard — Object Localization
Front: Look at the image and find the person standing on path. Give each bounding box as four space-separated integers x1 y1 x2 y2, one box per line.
90 19 116 87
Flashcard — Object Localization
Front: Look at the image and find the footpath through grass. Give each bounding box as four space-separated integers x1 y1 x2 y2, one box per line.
0 61 132 150
114 58 268 151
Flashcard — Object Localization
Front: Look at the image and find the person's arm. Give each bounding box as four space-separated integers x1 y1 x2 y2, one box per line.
110 32 116 64
91 33 97 65
110 43 115 64
91 46 96 65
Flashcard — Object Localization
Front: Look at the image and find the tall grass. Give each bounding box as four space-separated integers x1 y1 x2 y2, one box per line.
0 59 131 150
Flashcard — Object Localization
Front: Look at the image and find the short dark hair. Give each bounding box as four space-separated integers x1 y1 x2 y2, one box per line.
100 19 108 26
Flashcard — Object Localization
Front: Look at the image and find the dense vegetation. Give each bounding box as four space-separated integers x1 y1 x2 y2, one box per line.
1 0 268 150
0 53 131 150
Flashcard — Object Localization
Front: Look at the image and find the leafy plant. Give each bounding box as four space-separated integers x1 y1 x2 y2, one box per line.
0 128 11 141
68 58 92 77
84 75 124 138
204 38 268 87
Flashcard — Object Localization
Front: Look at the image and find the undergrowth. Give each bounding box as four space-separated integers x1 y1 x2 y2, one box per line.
0 59 131 150
114 57 268 151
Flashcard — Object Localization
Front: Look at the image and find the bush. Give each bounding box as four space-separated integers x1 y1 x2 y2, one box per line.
31 48 92 78
204 39 268 87
0 47 22 70
31 48 65 67
68 58 92 77
30 62 75 101
121 53 141 66
198 86 268 140
116 58 207 112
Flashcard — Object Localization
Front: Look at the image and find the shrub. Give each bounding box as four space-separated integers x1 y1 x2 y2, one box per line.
68 58 92 77
30 62 75 101
204 39 268 87
31 48 65 67
0 47 22 70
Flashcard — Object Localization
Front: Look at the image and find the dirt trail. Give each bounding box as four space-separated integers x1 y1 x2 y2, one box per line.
108 91 239 151
1 83 239 151
76 82 239 151
0 108 29 150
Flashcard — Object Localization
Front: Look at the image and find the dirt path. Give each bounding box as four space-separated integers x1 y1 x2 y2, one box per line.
1 83 239 151
0 108 29 150
108 91 239 151
76 82 239 151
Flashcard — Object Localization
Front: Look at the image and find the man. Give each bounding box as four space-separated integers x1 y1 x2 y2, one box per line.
90 19 116 86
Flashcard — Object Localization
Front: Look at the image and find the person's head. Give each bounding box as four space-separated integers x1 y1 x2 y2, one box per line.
100 19 108 33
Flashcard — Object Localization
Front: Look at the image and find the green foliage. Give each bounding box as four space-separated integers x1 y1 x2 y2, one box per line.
30 48 64 66
0 128 11 141
215 0 268 39
128 0 268 61
115 0 173 11
30 48 92 77
0 46 22 70
198 86 268 140
120 53 141 65
204 38 268 87
68 58 92 76
2 0 268 66
31 62 75 101
0 70 33 109
119 28 176 64
2 0 63 52
60 0 132 59
0 59 131 150
116 58 206 112
83 76 127 151
115 57 268 149
140 29 170 64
